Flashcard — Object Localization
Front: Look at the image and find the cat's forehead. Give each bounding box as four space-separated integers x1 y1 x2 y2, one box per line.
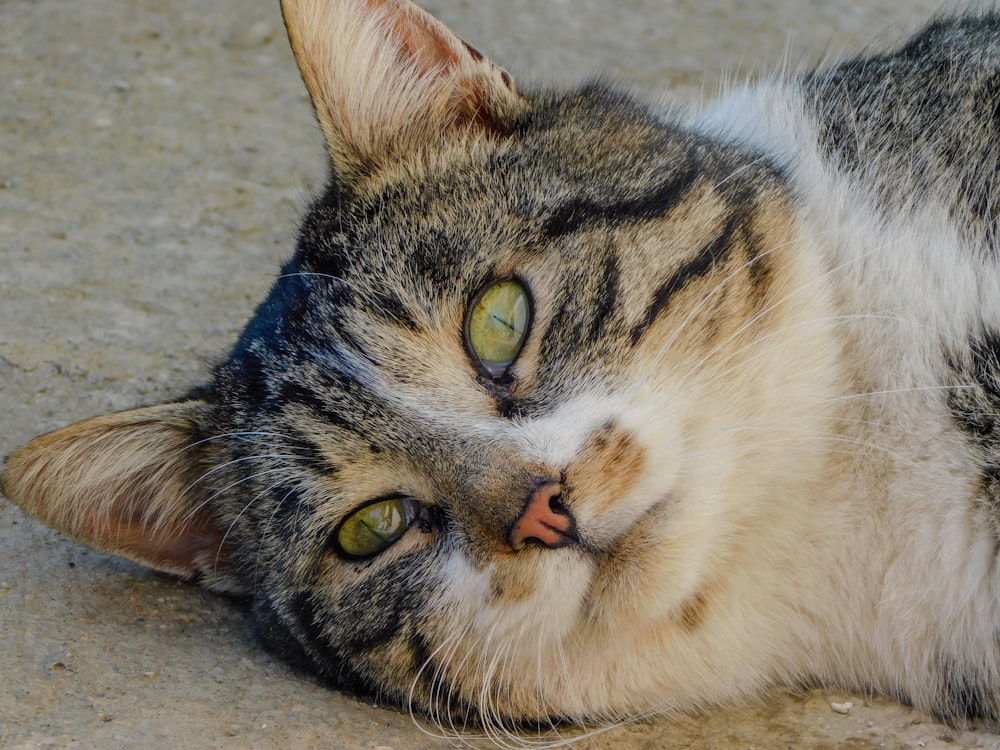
304 84 763 294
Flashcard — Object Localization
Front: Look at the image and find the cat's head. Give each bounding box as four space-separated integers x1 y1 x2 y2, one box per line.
2 0 840 726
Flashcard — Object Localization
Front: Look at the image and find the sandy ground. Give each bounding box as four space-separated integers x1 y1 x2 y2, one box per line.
4 0 1000 747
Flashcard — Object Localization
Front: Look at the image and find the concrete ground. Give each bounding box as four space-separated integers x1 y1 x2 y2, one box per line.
3 0 999 747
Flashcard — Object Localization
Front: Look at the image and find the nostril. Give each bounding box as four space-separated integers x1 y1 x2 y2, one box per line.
507 481 578 551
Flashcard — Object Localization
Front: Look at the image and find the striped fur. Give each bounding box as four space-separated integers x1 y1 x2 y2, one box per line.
7 0 1000 736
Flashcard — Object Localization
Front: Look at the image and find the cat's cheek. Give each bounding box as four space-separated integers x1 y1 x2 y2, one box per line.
431 549 592 638
585 499 717 631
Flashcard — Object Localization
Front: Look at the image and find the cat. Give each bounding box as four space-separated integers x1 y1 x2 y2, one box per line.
6 0 1000 737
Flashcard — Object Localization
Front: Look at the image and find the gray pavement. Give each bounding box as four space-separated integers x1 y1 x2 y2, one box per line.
2 0 992 747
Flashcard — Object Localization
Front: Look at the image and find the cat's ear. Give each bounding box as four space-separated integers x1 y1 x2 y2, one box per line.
1 401 245 594
280 0 527 181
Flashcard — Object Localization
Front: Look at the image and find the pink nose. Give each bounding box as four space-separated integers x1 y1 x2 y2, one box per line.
507 481 577 551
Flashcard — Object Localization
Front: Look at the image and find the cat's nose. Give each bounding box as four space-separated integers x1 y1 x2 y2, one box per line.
507 481 577 551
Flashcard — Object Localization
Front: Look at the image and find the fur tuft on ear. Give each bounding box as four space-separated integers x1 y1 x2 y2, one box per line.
1 401 247 594
280 0 527 181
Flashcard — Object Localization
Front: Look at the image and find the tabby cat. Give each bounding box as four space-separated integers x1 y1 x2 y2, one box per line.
6 0 1000 735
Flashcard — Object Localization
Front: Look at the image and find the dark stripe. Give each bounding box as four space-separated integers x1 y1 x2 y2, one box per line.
948 332 1000 438
249 486 310 535
277 591 382 699
407 630 436 690
284 591 331 660
588 250 620 343
629 214 741 346
947 331 1000 544
327 310 379 364
339 552 426 651
936 658 998 722
369 289 422 332
541 162 699 238
275 382 370 439
744 223 774 313
253 593 329 678
297 180 352 279
301 239 350 280
408 229 466 286
284 429 340 476
224 348 269 406
971 334 1000 401
495 394 523 420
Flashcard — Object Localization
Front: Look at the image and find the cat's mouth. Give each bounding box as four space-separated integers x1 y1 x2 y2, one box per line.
566 489 674 559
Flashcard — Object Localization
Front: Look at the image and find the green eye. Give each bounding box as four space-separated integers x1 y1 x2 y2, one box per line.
334 496 421 559
465 278 532 378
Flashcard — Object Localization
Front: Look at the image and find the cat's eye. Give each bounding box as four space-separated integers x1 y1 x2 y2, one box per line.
333 496 422 559
465 278 532 378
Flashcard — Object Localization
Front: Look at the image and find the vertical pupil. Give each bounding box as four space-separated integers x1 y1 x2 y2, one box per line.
493 312 516 331
469 280 530 371
336 497 414 558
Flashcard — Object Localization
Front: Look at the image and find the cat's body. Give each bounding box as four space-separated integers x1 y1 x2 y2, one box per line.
5 0 1000 734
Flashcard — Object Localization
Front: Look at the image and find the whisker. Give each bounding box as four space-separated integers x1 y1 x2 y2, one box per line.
277 271 395 312
411 620 469 738
680 429 921 467
638 230 901 385
180 461 306 531
189 430 303 449
819 383 975 405
182 454 307 505
694 313 904 386
252 484 305 587
213 473 300 573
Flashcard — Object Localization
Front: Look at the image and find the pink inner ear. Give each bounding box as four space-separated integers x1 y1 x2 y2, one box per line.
0 399 238 586
388 5 463 73
380 4 515 134
101 512 230 581
278 0 526 181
